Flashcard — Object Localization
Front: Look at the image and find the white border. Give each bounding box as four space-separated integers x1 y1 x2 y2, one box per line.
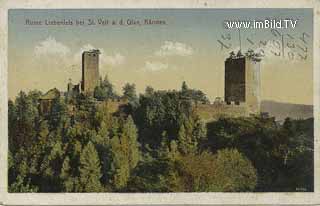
0 0 319 205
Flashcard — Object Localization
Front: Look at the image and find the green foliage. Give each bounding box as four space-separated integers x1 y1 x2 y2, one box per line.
211 149 257 192
109 136 130 190
275 118 314 191
177 124 191 154
123 116 140 170
134 90 195 149
180 81 210 104
109 116 140 190
10 91 39 151
122 83 138 103
60 156 76 192
145 86 154 96
177 151 217 192
94 75 119 101
127 159 184 192
9 175 39 192
50 97 69 131
8 85 314 193
129 149 257 192
205 116 314 191
177 116 206 155
78 141 103 192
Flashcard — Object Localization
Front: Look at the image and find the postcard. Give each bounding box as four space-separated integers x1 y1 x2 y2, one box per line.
0 0 319 205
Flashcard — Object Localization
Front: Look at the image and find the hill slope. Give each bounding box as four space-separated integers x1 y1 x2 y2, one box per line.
261 100 313 121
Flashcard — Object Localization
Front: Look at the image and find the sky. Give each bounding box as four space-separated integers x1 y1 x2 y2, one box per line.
8 9 313 105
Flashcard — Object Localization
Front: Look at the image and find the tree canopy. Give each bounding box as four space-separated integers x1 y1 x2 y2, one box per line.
8 79 314 192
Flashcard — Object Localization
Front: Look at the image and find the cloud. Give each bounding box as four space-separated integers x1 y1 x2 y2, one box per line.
32 37 127 85
74 44 125 66
73 44 97 63
155 41 194 57
144 61 168 72
33 37 127 80
104 53 125 66
34 36 70 58
77 44 96 56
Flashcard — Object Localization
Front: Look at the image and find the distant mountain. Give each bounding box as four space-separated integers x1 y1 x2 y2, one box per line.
261 100 313 121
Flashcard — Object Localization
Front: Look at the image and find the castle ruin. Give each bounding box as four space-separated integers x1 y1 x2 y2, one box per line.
81 49 100 93
225 51 261 114
67 49 101 95
195 51 262 122
40 49 262 121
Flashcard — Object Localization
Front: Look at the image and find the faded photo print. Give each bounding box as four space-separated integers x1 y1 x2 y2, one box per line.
8 9 313 193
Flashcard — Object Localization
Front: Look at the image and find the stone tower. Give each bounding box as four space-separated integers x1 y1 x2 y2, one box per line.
224 51 261 114
81 49 100 94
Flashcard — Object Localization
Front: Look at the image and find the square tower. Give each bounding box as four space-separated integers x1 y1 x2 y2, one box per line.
81 49 100 94
224 56 246 104
224 53 261 114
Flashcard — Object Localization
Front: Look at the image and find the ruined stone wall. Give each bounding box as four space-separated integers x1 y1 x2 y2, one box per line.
194 103 249 122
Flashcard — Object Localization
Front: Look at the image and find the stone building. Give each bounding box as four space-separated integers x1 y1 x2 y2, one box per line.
194 51 262 122
39 88 60 115
81 49 100 94
67 79 80 97
38 49 262 122
224 51 261 114
39 49 101 115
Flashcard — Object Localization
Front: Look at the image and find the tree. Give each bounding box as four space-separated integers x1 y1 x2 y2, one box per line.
212 149 257 192
94 86 106 101
35 138 65 192
145 86 154 96
8 84 314 193
177 151 216 191
8 100 18 152
168 140 179 161
60 156 77 192
133 90 194 149
122 115 140 170
180 81 209 104
50 97 69 131
192 116 207 148
9 175 39 192
122 83 138 103
109 116 140 190
8 153 39 192
177 124 189 154
101 75 117 98
177 115 205 155
94 75 118 101
12 91 39 149
205 116 280 191
109 136 130 190
78 141 103 192
127 158 183 192
181 81 189 94
275 118 314 191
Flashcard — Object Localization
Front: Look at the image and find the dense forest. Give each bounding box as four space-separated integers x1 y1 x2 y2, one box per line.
8 76 314 192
